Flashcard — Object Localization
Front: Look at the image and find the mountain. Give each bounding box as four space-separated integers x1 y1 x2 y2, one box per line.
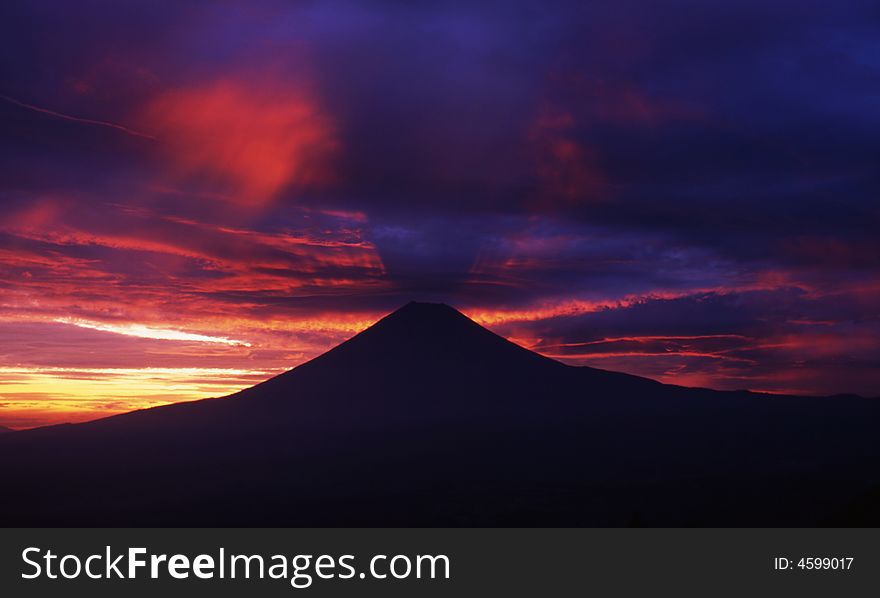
0 426 11 435
1 302 878 526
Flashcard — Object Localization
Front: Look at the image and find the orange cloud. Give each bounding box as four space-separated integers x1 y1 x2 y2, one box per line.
0 365 276 429
143 78 338 205
0 198 389 360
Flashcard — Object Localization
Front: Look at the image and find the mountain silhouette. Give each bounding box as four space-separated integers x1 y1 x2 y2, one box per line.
1 302 879 526
0 426 11 435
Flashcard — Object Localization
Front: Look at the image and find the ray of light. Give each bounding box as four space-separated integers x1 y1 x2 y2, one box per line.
54 318 253 346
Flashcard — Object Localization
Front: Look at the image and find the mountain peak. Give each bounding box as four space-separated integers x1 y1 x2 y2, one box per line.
291 300 558 376
381 301 472 326
397 300 460 313
351 301 493 347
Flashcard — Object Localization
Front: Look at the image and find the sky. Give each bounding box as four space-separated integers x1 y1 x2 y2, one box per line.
1 0 879 428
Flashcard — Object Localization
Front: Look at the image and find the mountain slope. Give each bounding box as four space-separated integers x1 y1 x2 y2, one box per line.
0 302 878 526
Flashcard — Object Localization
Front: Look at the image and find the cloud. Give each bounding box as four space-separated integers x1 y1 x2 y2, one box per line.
479 289 880 396
142 77 337 206
0 365 276 429
527 105 607 205
55 318 252 346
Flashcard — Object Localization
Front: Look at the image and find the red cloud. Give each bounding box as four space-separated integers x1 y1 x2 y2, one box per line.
528 105 607 205
0 195 390 428
143 78 338 206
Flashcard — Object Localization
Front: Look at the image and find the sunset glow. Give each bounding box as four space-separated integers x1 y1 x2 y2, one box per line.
1 0 878 429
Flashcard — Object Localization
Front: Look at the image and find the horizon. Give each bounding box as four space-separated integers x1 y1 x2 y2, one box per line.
2 0 879 429
1 301 874 431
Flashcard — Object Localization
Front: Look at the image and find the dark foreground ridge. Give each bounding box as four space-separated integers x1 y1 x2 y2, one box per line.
1 302 879 526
